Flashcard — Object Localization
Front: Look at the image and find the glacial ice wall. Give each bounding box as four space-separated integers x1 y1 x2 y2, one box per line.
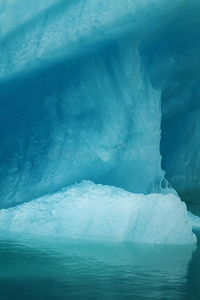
0 0 173 208
0 39 165 208
0 0 200 209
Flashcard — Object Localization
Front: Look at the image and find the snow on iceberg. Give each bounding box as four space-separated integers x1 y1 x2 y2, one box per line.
0 181 196 244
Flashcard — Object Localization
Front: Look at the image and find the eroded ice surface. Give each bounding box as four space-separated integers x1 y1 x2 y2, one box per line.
0 181 196 244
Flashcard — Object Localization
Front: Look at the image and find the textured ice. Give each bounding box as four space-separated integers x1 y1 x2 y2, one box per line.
0 0 58 36
0 0 184 81
0 181 196 244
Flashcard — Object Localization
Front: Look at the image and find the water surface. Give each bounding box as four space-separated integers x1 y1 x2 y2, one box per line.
0 231 199 300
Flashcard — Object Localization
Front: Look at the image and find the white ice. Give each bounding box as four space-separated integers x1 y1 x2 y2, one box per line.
0 181 196 244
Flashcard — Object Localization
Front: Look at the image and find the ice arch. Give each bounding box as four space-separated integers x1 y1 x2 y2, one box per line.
0 0 200 210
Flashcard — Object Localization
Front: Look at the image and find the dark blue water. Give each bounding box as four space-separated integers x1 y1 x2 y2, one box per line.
0 231 199 300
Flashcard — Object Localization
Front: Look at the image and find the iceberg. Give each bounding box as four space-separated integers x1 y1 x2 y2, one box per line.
0 0 200 208
0 0 200 244
0 181 196 244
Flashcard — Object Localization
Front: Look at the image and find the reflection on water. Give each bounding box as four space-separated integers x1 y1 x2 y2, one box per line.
0 231 199 300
